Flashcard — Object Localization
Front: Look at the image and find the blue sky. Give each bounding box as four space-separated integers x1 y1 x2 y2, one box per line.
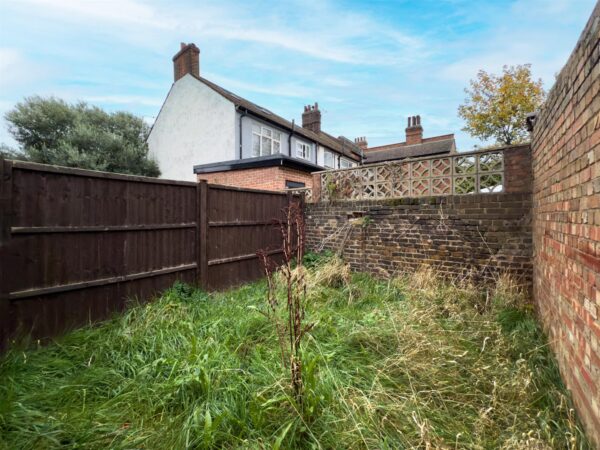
0 0 595 151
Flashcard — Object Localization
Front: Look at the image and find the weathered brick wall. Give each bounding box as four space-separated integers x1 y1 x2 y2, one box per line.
306 193 532 285
197 166 313 191
531 2 600 444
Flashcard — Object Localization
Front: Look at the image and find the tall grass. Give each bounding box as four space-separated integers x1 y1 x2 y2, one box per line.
0 258 591 449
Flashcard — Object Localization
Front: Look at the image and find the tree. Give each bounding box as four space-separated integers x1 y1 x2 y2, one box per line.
3 96 160 177
458 65 545 146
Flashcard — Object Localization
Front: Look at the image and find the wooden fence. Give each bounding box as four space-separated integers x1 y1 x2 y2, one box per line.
0 160 291 348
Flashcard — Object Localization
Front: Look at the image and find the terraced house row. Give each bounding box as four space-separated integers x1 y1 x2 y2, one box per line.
147 43 456 189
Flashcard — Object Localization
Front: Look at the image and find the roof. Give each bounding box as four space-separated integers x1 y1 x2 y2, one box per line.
364 135 456 163
189 74 361 162
193 154 322 174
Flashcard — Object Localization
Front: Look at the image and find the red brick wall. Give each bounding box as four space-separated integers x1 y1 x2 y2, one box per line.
173 43 200 82
531 2 600 446
503 144 532 194
197 166 313 191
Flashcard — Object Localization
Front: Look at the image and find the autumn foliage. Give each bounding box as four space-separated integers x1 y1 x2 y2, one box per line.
458 64 545 145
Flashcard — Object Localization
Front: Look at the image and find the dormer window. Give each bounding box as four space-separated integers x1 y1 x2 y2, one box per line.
296 142 312 161
252 125 281 157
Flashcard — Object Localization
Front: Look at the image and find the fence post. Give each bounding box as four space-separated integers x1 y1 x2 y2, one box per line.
311 173 321 203
197 180 209 290
0 159 14 350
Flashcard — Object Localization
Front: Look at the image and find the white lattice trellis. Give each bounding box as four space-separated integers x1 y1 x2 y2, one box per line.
318 150 505 201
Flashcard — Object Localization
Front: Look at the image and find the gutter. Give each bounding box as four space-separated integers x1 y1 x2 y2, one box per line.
288 119 295 157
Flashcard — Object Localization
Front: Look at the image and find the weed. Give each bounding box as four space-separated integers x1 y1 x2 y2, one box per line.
258 201 312 410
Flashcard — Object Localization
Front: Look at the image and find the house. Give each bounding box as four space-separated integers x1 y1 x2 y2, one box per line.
147 43 361 188
360 115 456 164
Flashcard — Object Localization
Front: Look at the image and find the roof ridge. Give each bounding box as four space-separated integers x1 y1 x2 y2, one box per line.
368 135 455 152
188 74 361 160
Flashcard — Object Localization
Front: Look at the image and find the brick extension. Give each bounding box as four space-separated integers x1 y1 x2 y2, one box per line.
197 166 313 191
531 2 600 445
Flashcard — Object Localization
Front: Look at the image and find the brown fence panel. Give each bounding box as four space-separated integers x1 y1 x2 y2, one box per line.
0 161 294 349
205 185 288 290
0 161 199 347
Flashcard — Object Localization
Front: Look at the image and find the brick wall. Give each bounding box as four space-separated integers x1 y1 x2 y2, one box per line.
531 2 600 445
197 166 313 191
306 193 532 286
503 144 532 194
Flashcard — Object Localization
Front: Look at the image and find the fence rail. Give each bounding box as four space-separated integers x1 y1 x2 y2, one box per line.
0 160 291 348
317 148 509 202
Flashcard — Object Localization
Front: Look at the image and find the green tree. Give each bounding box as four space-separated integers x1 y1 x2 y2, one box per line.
458 64 545 145
3 96 160 177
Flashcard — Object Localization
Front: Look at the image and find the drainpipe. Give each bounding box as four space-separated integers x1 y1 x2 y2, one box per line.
238 107 247 160
288 119 295 157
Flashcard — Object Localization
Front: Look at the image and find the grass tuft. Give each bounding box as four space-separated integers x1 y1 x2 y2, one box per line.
0 258 591 449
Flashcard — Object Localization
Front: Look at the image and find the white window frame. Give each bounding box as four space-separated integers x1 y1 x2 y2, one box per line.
296 141 312 161
252 125 281 157
323 150 335 169
340 158 353 169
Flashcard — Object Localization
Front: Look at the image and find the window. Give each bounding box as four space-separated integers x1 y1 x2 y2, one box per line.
252 125 281 157
296 142 312 160
285 180 305 188
340 158 353 169
323 150 335 168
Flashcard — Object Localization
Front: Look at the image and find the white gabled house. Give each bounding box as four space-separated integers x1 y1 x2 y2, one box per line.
148 43 361 188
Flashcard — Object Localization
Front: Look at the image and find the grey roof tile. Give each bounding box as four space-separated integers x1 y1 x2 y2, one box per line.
191 75 361 161
364 138 455 163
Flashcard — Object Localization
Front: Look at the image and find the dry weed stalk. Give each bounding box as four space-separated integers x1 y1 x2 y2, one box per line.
258 200 313 406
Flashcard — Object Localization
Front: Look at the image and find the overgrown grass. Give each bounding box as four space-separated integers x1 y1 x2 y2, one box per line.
0 256 591 449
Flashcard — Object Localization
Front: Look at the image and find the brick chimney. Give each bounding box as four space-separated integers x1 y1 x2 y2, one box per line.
354 136 368 151
302 103 321 133
173 42 200 82
405 115 423 145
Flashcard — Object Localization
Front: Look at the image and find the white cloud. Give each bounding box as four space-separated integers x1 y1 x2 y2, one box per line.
83 95 163 107
8 0 174 29
0 49 41 89
436 0 596 89
6 0 425 66
321 76 353 88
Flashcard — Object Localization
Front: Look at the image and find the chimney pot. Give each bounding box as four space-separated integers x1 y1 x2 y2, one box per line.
355 136 368 150
173 42 200 82
302 101 322 133
405 114 423 145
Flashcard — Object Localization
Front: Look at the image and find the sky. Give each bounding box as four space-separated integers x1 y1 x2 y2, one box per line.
0 0 596 151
